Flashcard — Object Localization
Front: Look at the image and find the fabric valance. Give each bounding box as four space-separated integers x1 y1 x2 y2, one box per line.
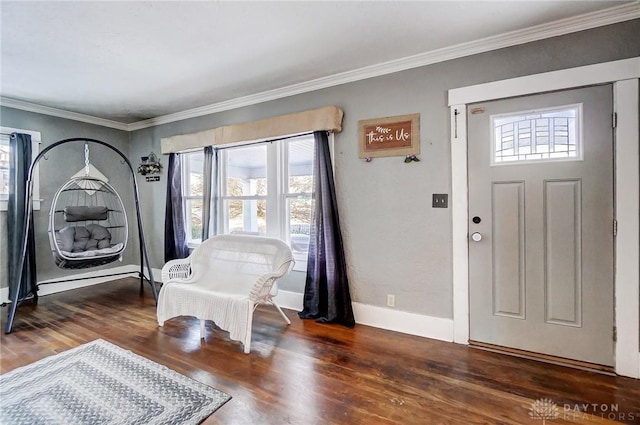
161 105 343 154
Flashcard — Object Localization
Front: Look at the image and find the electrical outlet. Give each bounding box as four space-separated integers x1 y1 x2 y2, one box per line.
387 294 395 307
432 193 448 208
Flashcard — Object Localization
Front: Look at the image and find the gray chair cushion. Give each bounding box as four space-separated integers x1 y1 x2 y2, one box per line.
56 226 76 252
56 224 112 252
63 206 108 222
86 224 112 249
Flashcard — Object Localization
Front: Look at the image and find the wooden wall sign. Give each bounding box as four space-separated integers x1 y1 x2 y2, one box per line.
358 113 420 159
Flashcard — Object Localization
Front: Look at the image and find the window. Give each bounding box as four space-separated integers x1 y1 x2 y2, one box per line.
182 151 204 245
0 127 41 211
222 145 268 235
491 104 582 165
183 134 315 270
285 138 314 264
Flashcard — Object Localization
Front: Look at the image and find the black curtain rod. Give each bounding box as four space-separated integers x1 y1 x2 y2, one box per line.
213 131 317 151
1 132 41 142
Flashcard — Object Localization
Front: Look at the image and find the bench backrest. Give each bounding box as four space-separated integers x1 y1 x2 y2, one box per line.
189 234 294 295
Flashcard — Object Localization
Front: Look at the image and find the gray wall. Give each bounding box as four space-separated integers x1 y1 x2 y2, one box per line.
0 108 134 286
130 20 639 319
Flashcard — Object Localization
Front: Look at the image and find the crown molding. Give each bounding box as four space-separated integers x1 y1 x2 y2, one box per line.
0 97 129 131
128 2 640 131
3 2 638 132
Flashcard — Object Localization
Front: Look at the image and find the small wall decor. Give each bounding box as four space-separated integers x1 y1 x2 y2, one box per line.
404 154 420 163
137 152 162 177
358 113 420 159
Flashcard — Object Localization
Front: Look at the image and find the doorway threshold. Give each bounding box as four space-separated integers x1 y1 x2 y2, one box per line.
469 340 615 376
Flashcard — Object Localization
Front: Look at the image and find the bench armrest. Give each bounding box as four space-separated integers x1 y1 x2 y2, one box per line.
249 259 295 303
161 258 191 282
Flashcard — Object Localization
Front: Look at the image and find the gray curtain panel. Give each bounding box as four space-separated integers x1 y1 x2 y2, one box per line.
299 131 355 327
200 146 217 241
7 133 38 302
164 153 190 262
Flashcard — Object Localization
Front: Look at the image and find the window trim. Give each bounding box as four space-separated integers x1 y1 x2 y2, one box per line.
181 134 315 272
219 143 272 237
0 127 41 212
281 138 314 270
213 135 314 271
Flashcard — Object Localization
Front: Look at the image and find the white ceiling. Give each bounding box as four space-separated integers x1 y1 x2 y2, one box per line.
0 1 637 127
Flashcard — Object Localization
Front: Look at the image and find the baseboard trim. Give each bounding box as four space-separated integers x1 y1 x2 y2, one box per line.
0 265 152 304
2 279 454 344
273 290 304 311
274 290 454 343
352 303 454 343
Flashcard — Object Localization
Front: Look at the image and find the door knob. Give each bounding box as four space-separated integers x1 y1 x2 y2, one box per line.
471 232 483 242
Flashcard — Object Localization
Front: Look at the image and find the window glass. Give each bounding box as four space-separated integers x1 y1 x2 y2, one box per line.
186 198 203 241
288 138 314 194
288 198 312 255
492 104 581 164
225 199 267 235
286 138 314 258
188 154 204 197
226 145 267 196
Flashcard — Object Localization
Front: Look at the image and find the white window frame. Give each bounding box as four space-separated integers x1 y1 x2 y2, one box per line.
213 135 314 272
0 126 41 212
281 137 314 271
219 143 272 237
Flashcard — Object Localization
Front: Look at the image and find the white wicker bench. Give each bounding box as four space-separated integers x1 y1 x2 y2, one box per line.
157 234 294 353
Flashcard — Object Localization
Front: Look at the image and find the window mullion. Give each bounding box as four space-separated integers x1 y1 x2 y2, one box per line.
279 141 288 242
218 150 228 234
264 142 280 239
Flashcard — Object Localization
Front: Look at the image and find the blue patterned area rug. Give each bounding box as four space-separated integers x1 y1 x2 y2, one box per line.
0 339 231 425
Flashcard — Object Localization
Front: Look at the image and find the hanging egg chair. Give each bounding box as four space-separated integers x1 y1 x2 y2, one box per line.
48 176 128 269
6 137 158 335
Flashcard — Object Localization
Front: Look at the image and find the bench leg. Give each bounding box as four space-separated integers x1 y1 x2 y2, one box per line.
200 319 205 339
273 303 291 325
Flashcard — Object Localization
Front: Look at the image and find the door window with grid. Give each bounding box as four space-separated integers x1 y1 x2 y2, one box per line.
491 104 582 165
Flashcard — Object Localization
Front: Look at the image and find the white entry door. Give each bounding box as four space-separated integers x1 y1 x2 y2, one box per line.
468 85 614 366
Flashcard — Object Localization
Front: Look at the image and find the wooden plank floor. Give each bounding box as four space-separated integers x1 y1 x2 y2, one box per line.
1 278 639 424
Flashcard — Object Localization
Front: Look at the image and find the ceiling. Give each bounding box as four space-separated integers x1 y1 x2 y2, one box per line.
0 1 637 128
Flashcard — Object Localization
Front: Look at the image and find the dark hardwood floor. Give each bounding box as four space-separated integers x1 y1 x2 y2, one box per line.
1 278 639 424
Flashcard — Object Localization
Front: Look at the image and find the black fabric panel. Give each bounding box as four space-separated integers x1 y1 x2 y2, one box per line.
7 133 38 302
299 131 355 328
164 153 190 262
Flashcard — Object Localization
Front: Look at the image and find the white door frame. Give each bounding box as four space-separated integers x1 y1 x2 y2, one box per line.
448 57 640 378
